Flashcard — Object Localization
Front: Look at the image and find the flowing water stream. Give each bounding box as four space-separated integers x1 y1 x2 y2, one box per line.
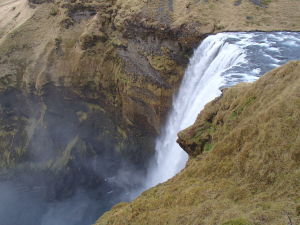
146 32 300 188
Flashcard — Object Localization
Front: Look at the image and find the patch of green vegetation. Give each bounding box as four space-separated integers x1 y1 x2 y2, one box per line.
262 0 272 6
245 96 256 105
110 37 127 49
230 96 257 119
296 205 300 216
0 74 17 86
215 24 226 30
203 142 213 152
55 37 62 49
230 111 238 119
191 122 213 142
147 55 177 73
221 218 252 225
50 7 58 16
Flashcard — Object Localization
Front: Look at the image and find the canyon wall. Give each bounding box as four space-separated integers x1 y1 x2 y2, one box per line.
0 0 300 201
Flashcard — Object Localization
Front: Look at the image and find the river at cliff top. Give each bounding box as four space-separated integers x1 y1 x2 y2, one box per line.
146 31 300 188
1 32 300 225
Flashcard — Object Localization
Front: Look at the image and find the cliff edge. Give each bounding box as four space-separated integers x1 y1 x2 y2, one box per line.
96 61 300 225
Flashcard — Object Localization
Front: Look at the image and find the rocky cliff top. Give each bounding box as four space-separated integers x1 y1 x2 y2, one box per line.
96 61 300 225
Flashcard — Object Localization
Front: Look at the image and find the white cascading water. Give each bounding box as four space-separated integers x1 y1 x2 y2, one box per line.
145 32 300 188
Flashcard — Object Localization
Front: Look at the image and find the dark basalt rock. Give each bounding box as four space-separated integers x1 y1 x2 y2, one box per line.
28 0 52 4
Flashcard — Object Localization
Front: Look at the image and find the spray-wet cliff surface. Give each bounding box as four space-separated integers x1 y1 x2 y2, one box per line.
0 0 300 224
97 61 300 225
0 0 186 206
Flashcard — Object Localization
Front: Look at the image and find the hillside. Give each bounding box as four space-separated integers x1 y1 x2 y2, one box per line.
0 0 300 222
0 0 300 172
96 61 300 225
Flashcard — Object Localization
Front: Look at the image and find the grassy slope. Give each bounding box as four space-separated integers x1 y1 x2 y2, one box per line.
136 0 300 32
96 61 300 225
171 0 300 31
1 0 300 92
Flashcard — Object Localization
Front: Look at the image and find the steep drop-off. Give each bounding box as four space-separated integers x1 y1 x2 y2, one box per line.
0 0 300 220
0 0 187 200
97 61 300 225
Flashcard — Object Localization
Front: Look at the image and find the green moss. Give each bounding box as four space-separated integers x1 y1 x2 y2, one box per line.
245 96 256 105
147 55 177 73
296 205 300 216
192 122 214 140
50 7 58 16
221 218 252 225
262 0 272 6
110 37 127 49
231 96 256 119
203 143 213 152
230 111 238 119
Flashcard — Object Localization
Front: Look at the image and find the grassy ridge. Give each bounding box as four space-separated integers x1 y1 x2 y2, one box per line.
96 61 300 225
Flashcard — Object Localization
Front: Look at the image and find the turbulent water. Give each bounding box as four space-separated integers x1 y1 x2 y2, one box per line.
146 32 300 187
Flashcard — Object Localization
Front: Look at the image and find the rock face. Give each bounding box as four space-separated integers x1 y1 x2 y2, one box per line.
0 0 300 207
0 0 187 198
96 61 300 225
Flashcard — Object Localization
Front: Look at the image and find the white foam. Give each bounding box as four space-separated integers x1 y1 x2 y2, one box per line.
143 31 300 191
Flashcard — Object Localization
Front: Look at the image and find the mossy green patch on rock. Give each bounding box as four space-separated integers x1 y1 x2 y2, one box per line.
221 218 252 225
296 205 300 216
110 37 127 49
147 55 177 73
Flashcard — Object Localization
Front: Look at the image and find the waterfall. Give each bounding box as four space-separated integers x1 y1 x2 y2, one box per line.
145 32 300 188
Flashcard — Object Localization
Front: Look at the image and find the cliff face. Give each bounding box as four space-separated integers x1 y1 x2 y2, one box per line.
0 0 187 197
0 0 300 201
96 61 300 225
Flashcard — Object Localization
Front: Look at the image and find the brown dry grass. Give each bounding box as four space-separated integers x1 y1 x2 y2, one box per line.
96 61 300 225
138 0 300 33
0 0 35 44
171 0 300 32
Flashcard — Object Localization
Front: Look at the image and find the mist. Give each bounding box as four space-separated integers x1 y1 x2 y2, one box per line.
0 85 148 225
0 181 99 225
0 159 145 225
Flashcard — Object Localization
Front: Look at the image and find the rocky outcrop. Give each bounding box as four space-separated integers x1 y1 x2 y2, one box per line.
96 61 300 225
